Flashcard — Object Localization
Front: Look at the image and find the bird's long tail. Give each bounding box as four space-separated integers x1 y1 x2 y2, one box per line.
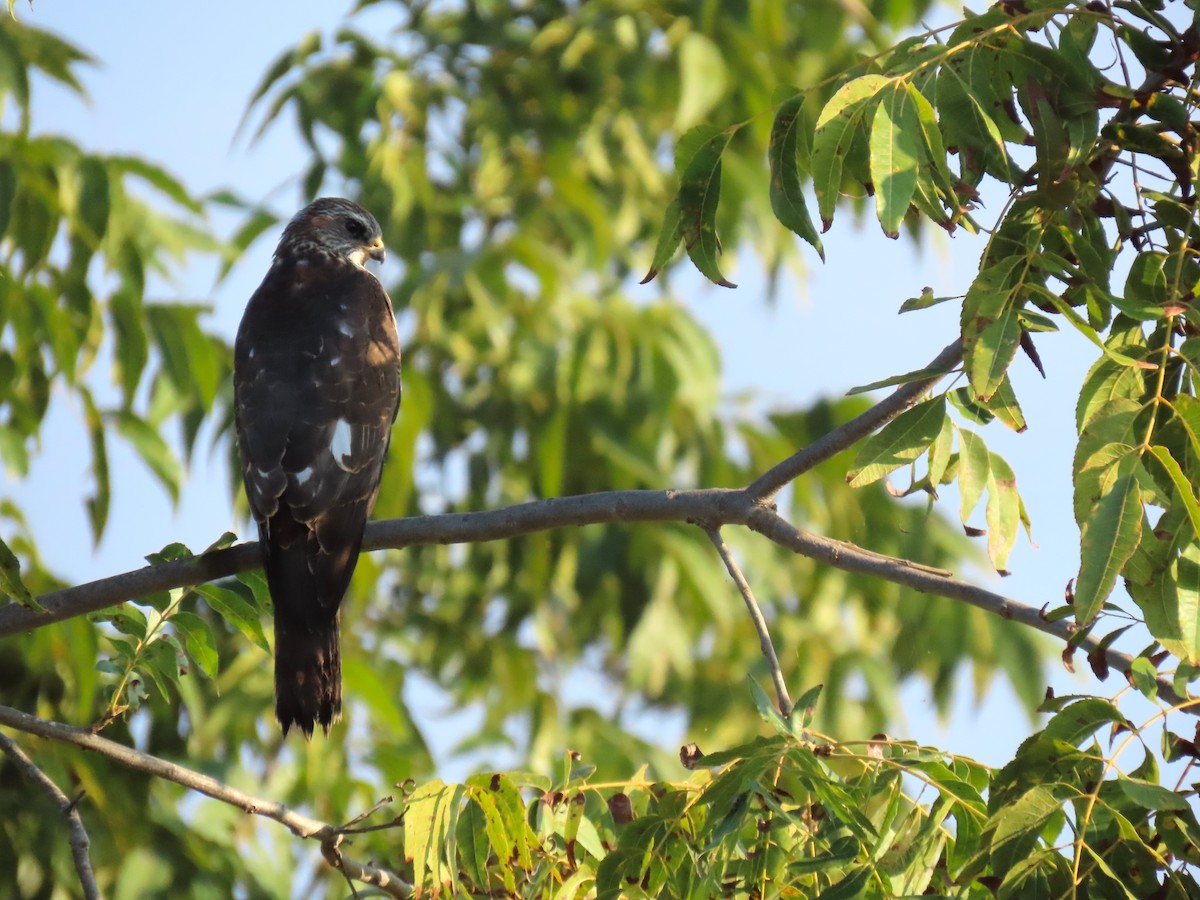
274 621 341 737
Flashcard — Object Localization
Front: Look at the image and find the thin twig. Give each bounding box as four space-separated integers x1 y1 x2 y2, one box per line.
743 339 964 503
705 527 793 717
0 705 412 899
0 731 101 900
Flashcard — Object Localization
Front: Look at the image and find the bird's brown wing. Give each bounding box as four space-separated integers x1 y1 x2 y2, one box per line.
234 256 400 733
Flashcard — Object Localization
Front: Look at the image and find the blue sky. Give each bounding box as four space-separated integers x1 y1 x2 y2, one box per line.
8 1 1144 771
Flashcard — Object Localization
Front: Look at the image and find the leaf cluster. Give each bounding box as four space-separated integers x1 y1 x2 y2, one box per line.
0 17 233 599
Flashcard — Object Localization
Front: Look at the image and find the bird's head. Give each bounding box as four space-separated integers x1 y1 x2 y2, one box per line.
276 197 386 268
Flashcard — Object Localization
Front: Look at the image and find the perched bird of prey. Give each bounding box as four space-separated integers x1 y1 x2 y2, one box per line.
234 197 401 736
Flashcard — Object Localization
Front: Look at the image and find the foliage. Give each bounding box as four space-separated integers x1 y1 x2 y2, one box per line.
0 16 229 575
353 687 1200 898
5 0 1200 897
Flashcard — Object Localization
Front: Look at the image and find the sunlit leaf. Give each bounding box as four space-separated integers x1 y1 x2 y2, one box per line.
812 75 888 228
846 396 946 487
1074 454 1143 624
194 583 269 654
869 83 920 237
0 533 38 610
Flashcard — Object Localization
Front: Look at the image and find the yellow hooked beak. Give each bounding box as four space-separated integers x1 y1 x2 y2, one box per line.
367 238 386 263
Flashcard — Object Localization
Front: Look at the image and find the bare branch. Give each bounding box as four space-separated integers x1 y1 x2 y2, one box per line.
0 705 412 899
0 731 100 900
744 339 964 503
705 527 793 717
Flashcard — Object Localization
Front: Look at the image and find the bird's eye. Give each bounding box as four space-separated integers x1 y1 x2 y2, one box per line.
345 217 367 239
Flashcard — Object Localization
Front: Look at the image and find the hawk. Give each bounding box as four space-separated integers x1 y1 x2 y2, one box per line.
233 197 401 737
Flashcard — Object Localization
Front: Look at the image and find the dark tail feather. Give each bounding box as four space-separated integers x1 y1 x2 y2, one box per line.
274 622 342 737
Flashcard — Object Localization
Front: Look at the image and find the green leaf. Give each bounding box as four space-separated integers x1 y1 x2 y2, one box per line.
676 125 737 288
961 257 1025 401
815 867 871 900
455 796 489 887
927 413 955 487
1074 453 1144 623
1129 656 1159 700
986 786 1061 875
1146 445 1200 538
1118 777 1191 812
108 155 202 213
748 676 792 736
793 683 823 728
80 387 110 544
905 82 958 207
1043 698 1127 746
846 361 958 395
237 570 272 614
1076 354 1144 432
0 534 39 610
869 83 920 237
768 93 823 259
674 31 727 133
113 411 183 504
639 197 683 284
985 453 1020 573
846 396 946 487
141 638 183 699
980 375 1026 433
194 583 269 654
217 207 277 283
404 779 460 892
73 155 110 244
170 611 219 679
957 427 990 524
1128 539 1200 665
812 74 888 228
899 287 955 313
788 835 859 874
108 605 148 639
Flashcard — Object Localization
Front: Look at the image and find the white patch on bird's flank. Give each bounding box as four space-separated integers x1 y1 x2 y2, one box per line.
256 467 272 479
329 356 341 366
331 419 355 467
293 466 314 485
338 321 356 338
247 347 256 359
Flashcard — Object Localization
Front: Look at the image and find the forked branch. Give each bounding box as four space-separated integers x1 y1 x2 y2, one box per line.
0 731 100 900
0 705 412 898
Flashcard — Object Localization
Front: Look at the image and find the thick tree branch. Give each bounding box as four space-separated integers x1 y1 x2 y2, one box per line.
705 526 793 717
0 705 412 898
0 731 100 900
745 508 1192 712
3 486 1184 714
0 335 1187 718
744 339 963 502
